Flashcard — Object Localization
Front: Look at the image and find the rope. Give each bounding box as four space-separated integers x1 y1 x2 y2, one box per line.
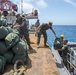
3 60 27 75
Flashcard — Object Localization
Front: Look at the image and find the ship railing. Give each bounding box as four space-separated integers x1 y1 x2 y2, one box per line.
67 52 76 73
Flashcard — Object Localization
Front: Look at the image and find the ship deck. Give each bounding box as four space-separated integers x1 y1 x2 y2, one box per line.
4 32 59 75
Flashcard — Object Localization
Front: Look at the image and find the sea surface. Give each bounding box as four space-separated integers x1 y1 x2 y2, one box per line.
47 25 76 47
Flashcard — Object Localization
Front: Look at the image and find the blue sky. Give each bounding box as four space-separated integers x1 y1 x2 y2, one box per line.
12 0 76 25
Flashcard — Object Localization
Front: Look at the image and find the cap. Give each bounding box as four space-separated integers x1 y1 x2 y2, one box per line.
60 34 64 38
37 19 39 21
3 10 8 16
48 21 53 25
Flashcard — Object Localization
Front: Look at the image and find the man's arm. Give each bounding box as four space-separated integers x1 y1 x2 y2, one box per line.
51 28 56 37
15 18 25 27
20 18 28 28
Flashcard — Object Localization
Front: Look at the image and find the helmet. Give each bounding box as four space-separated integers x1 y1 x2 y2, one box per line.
60 34 64 38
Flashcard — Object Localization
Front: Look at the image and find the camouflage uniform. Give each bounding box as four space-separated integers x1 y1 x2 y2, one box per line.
0 15 8 27
16 17 32 49
0 10 8 27
36 23 56 46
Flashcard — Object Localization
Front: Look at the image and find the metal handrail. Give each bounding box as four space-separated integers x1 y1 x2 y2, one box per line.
67 53 76 71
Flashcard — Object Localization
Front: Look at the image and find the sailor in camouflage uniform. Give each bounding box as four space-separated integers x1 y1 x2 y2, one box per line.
36 22 56 47
14 14 33 50
0 10 8 27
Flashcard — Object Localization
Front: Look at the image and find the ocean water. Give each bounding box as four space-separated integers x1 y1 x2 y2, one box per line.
47 25 76 47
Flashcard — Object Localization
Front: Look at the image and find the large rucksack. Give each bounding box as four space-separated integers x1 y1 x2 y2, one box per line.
0 56 6 74
0 20 2 26
0 41 8 55
12 39 27 55
3 51 14 64
5 32 20 48
0 26 9 39
53 38 63 50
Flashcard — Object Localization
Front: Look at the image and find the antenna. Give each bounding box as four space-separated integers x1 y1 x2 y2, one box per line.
21 0 23 15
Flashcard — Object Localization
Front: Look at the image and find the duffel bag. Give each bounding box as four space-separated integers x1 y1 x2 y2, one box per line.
3 51 14 64
5 33 20 48
53 37 63 50
12 53 27 64
0 26 9 39
12 40 27 55
0 56 6 74
0 41 8 55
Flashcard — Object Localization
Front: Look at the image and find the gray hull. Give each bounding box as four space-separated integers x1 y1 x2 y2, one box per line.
51 47 71 75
